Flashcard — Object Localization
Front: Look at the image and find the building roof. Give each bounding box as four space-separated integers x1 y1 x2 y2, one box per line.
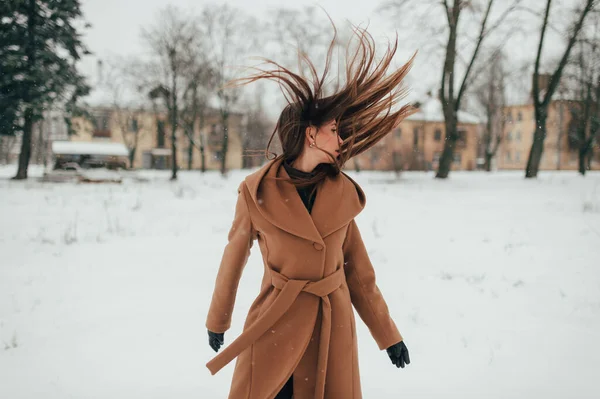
406 97 481 124
52 141 129 157
504 97 582 109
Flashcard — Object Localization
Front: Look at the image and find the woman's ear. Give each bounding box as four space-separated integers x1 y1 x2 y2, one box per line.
305 125 316 146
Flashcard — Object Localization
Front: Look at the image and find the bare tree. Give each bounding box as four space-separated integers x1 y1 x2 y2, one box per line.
269 7 353 98
203 4 259 175
382 0 523 178
563 9 600 175
525 0 596 178
473 50 508 171
31 121 46 165
240 82 271 168
180 56 216 172
270 7 336 72
100 60 149 168
141 6 201 180
114 105 147 169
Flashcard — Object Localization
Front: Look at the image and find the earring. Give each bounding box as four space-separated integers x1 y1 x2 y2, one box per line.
309 142 315 148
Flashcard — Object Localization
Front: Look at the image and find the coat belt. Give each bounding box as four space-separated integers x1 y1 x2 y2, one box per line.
206 267 346 399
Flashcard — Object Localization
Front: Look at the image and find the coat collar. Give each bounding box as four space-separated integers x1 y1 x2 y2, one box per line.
244 158 366 244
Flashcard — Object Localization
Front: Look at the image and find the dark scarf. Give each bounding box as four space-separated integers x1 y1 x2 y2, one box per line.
282 159 318 214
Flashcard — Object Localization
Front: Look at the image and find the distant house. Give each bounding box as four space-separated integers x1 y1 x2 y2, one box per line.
51 141 129 170
499 99 600 171
354 95 482 171
70 106 247 170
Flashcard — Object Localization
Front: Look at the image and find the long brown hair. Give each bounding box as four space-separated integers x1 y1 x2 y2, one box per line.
230 20 417 188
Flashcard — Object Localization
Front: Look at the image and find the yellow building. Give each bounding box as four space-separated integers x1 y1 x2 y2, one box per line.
70 106 245 170
499 100 600 170
354 97 481 171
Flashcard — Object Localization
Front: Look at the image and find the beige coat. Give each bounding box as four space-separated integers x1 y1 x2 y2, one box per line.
206 157 403 399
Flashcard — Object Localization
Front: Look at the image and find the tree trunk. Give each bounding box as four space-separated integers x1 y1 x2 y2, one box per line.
220 113 229 176
199 112 206 173
484 152 493 172
525 0 594 178
187 125 193 170
353 158 360 173
14 108 34 180
525 112 548 178
14 0 36 180
578 147 587 175
483 102 494 172
34 121 45 164
170 112 178 180
170 63 178 180
579 137 594 176
129 148 136 169
435 1 459 180
436 117 457 178
436 139 456 178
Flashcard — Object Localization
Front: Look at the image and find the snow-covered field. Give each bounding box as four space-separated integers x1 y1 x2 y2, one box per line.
1 164 599 399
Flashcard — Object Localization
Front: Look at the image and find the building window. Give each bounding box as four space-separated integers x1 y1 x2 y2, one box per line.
413 127 419 147
129 117 138 132
93 111 110 130
516 131 521 141
92 110 111 138
516 152 521 162
208 124 222 148
453 153 462 164
457 129 467 144
506 151 512 162
507 132 512 141
506 111 513 122
395 128 402 139
434 129 442 141
157 120 166 148
517 112 523 121
433 152 441 163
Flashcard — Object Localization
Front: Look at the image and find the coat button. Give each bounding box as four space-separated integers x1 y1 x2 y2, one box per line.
313 242 324 251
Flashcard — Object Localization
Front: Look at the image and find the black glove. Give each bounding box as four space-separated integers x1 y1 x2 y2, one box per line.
208 330 224 352
386 341 410 368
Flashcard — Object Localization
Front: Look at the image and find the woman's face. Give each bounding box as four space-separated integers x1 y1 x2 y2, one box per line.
314 119 343 163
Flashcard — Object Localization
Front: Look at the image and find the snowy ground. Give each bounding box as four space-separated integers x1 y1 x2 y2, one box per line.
1 164 599 399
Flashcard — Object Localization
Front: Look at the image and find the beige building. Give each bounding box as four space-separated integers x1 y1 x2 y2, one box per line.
354 97 481 171
70 106 246 170
499 100 600 170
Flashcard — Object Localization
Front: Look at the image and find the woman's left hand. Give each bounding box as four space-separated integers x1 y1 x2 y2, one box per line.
386 341 410 368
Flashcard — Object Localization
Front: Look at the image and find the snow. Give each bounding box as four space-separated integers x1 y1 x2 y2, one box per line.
52 141 130 157
407 96 481 125
1 164 599 398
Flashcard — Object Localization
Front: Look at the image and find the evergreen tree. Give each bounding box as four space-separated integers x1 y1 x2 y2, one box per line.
0 0 90 179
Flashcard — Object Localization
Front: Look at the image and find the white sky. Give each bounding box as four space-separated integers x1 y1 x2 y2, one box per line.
78 0 578 113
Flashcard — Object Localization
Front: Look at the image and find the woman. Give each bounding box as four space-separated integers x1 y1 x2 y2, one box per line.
205 23 415 399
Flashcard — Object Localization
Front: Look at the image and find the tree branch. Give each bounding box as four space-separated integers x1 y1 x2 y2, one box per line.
542 0 596 108
456 0 494 109
533 0 552 108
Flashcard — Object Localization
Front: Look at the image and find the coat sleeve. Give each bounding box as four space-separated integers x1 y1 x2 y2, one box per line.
342 219 403 350
205 182 256 334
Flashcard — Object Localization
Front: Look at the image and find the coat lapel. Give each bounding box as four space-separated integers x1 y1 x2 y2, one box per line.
311 170 366 239
245 158 366 244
